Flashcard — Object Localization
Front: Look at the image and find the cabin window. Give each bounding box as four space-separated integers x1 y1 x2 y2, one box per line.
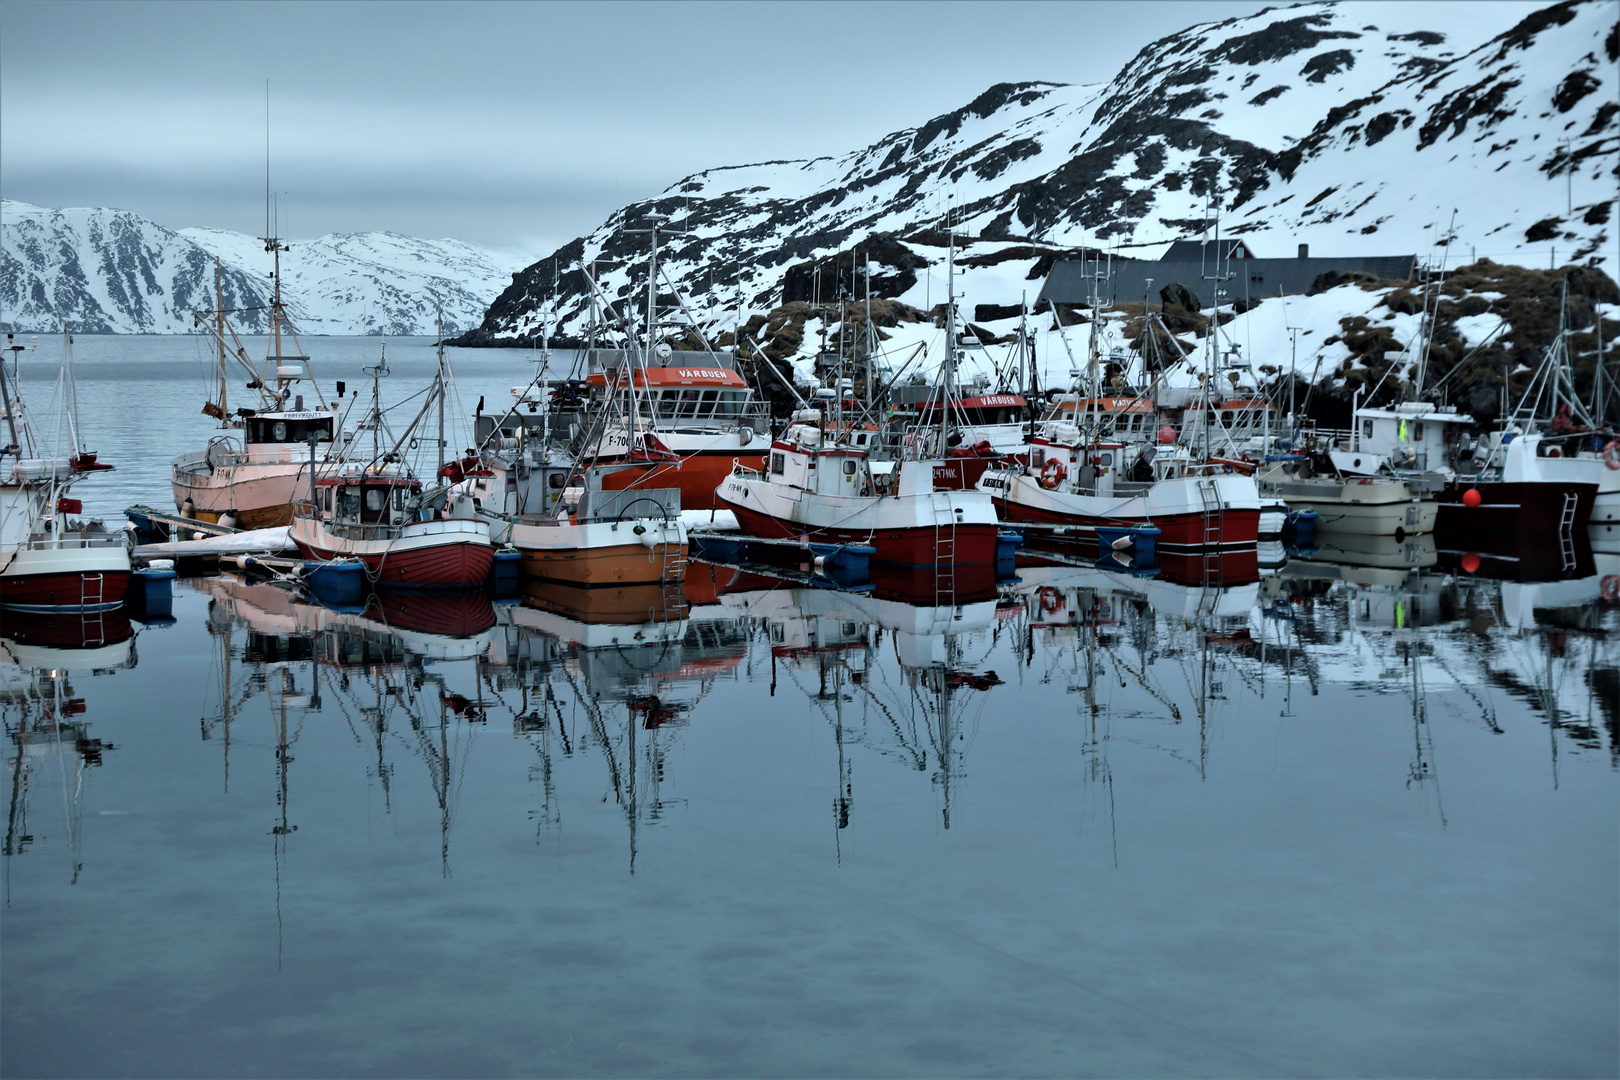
272 421 287 441
322 488 332 513
339 488 361 518
365 489 386 512
1221 411 1233 425
1099 452 1114 466
1363 420 1374 439
392 489 405 512
843 460 856 476
1413 422 1424 439
698 389 718 418
856 433 868 446
548 474 564 489
771 453 785 475
1032 449 1045 468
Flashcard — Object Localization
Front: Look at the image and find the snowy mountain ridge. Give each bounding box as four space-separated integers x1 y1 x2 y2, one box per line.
0 199 527 335
464 0 1617 345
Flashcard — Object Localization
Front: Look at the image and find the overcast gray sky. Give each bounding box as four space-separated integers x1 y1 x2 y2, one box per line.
1 1 1274 258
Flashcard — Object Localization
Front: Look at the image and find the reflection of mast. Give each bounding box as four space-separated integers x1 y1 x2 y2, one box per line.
830 654 853 860
270 665 298 968
1077 590 1118 867
1401 640 1447 826
2 662 115 889
200 599 237 792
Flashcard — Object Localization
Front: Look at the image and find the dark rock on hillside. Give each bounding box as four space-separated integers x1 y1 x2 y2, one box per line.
1159 282 1202 311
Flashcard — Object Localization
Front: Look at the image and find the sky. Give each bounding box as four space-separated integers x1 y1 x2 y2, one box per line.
0 0 1285 260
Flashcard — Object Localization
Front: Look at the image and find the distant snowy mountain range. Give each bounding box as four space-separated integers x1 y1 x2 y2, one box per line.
0 199 527 335
464 0 1617 345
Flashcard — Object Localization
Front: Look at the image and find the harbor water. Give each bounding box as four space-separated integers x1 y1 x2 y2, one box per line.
2 337 1616 1077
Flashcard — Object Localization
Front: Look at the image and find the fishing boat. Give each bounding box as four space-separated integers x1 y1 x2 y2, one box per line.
978 420 1260 548
1 332 131 612
1329 286 1601 535
287 341 491 590
1257 452 1436 537
171 213 345 528
291 467 492 589
718 408 1000 566
489 467 687 588
564 220 772 509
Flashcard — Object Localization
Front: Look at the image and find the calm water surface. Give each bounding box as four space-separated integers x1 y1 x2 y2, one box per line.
1 338 1616 1078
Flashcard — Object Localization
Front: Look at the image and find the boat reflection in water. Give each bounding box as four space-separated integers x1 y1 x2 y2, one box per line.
193 574 498 900
175 517 1615 889
2 610 136 886
498 576 739 868
717 574 1005 839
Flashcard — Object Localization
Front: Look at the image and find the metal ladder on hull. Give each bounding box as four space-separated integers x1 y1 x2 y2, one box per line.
79 573 105 647
657 523 688 614
1196 477 1224 587
933 495 957 608
1558 490 1578 572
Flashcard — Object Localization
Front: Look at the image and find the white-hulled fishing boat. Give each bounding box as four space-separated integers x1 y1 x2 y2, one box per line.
487 468 687 588
288 332 490 591
977 420 1261 548
718 410 1000 566
1 332 130 612
171 229 344 529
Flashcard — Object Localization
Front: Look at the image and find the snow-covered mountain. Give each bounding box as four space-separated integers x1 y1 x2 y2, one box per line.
0 202 274 335
180 227 528 336
463 0 1617 345
0 200 527 335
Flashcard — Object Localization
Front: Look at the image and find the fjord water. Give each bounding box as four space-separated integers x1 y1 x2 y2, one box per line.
1 338 1617 1078
7 334 558 521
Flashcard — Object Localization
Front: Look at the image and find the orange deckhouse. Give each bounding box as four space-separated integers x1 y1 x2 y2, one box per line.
577 348 772 510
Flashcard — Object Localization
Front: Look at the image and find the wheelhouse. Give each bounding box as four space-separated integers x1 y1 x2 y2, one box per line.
243 411 334 446
584 362 765 427
315 476 422 526
767 422 875 497
1043 396 1159 438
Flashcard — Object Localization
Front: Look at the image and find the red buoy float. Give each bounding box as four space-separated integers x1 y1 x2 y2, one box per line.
1157 425 1176 444
1461 553 1481 574
1462 488 1482 508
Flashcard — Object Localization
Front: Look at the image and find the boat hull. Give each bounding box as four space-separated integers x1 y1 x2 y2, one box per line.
523 542 688 587
717 469 1001 567
1435 480 1596 534
0 545 132 612
173 458 337 528
720 499 999 566
290 519 494 590
596 450 766 510
983 472 1260 549
498 514 688 587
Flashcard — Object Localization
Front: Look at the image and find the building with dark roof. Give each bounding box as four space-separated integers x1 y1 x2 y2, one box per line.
1037 242 1417 310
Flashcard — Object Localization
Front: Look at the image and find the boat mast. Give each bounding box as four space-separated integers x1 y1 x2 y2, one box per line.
216 257 227 419
0 336 23 457
941 228 956 455
436 302 446 479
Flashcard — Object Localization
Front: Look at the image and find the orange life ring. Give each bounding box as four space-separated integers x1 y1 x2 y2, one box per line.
1601 575 1620 602
1040 458 1067 489
1604 440 1620 470
1039 587 1064 614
